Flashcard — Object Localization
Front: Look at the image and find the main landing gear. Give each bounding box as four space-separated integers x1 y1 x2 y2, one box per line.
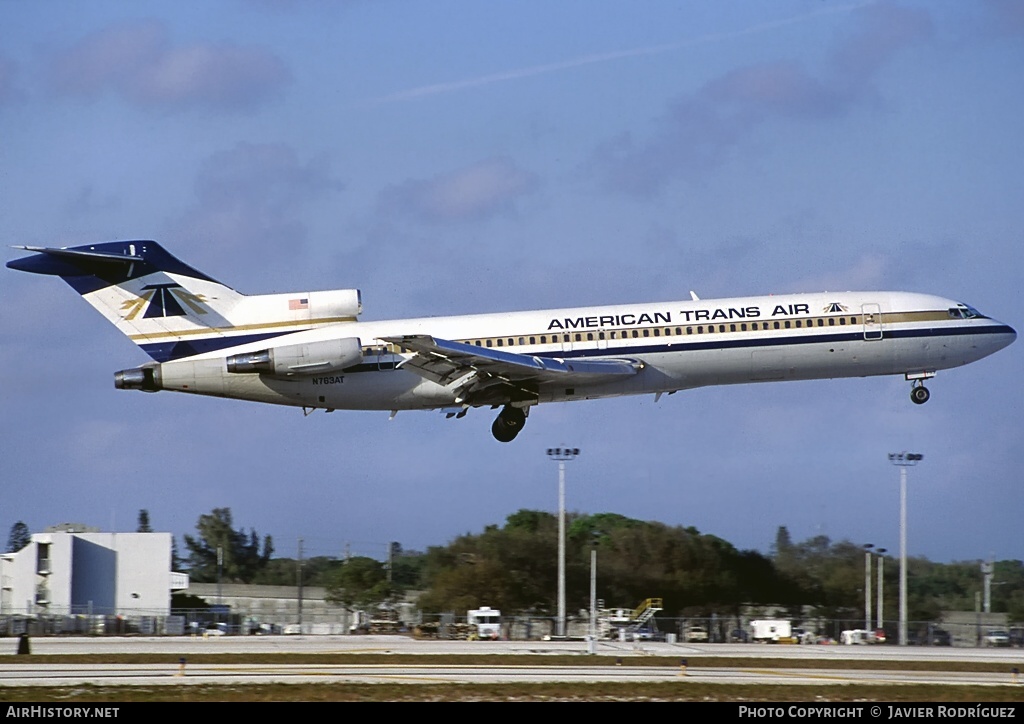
906 371 935 405
491 405 527 442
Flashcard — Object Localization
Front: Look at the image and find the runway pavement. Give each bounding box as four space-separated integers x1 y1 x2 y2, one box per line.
3 635 1024 688
9 634 1024 662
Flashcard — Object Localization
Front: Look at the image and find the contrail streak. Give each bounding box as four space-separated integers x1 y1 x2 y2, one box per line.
368 1 875 105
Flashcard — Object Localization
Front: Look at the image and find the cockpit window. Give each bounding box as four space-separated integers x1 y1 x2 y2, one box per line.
948 304 985 320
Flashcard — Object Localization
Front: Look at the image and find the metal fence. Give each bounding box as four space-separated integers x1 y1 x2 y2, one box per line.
2 611 1020 648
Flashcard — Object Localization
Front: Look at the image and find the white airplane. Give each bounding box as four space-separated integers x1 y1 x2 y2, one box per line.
8 241 1016 442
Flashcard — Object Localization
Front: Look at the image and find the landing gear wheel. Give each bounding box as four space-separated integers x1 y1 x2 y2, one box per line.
491 405 527 442
910 385 930 405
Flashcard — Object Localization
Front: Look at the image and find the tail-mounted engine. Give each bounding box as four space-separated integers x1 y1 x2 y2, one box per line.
225 337 362 376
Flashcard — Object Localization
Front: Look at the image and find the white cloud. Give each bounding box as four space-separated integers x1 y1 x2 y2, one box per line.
378 157 538 223
48 19 290 111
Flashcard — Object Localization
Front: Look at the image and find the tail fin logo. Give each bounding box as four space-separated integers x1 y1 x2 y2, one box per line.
121 283 209 320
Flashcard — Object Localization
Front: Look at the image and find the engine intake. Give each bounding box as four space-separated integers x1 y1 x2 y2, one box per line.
226 337 362 376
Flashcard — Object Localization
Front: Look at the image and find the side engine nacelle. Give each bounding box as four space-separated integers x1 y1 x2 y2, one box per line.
225 337 363 376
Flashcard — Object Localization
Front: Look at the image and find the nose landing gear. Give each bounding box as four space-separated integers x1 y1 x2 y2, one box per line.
906 371 935 405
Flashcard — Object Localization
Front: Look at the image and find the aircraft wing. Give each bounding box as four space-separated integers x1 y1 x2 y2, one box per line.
381 334 642 405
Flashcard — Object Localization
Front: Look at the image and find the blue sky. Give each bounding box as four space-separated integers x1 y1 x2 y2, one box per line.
2 1 1021 568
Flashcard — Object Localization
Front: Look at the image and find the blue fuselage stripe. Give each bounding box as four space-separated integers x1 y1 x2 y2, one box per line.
150 322 1011 366
141 332 290 362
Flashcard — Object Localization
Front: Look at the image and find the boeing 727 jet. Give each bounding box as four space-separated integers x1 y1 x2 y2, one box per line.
7 241 1016 442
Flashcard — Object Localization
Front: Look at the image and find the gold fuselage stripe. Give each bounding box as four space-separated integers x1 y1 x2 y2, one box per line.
126 316 357 342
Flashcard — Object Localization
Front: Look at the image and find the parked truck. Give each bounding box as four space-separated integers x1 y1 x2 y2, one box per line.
750 619 792 643
467 606 501 639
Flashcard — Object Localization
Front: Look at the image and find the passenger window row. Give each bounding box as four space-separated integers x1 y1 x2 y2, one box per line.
456 316 862 349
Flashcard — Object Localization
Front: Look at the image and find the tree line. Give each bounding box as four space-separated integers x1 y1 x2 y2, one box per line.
7 509 1023 621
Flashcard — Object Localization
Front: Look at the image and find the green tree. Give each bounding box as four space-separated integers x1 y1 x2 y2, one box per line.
6 521 30 553
136 509 152 533
415 510 794 617
324 556 396 610
254 556 344 587
171 536 183 571
183 508 274 583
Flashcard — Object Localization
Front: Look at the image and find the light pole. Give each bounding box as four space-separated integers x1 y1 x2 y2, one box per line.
547 447 579 639
863 543 874 632
889 452 923 646
875 548 887 631
588 548 597 654
981 561 994 613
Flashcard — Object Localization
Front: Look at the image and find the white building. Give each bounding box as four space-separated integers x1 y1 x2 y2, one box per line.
1 529 186 616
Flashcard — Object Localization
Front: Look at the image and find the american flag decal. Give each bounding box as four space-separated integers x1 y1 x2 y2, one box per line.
289 298 309 310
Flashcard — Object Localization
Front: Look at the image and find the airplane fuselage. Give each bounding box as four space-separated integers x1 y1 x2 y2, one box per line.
8 241 1015 442
151 289 1014 413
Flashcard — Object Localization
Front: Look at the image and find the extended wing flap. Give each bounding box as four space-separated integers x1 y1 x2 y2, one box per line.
382 334 642 403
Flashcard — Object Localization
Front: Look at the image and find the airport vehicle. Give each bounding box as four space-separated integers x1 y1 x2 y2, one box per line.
8 241 1016 442
467 606 501 639
841 628 887 645
684 625 709 642
909 627 952 647
930 628 952 646
750 619 792 643
984 629 1010 647
792 627 818 644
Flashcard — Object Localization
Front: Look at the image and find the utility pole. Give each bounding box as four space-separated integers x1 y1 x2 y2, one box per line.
547 447 579 639
981 561 994 613
297 538 304 631
863 543 874 632
889 452 923 646
876 548 887 630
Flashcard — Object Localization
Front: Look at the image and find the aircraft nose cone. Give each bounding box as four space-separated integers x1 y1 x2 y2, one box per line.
996 321 1016 351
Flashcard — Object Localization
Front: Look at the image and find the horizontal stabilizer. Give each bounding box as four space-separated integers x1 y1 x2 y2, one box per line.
6 240 222 287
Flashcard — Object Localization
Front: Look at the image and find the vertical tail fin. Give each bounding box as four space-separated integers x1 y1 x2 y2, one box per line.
8 240 362 362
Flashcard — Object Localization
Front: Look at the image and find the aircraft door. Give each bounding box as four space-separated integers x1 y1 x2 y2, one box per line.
862 303 883 340
560 332 574 354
